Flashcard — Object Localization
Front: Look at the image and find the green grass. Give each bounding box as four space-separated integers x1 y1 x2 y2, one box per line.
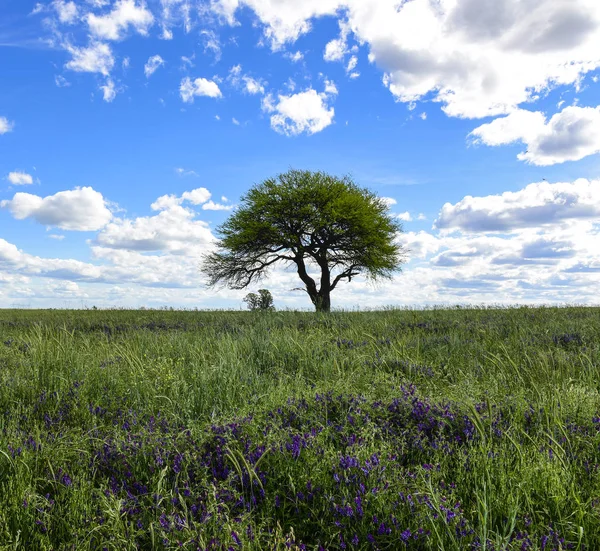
0 306 599 550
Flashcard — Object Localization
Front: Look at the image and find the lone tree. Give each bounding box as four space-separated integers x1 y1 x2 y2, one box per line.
201 170 406 312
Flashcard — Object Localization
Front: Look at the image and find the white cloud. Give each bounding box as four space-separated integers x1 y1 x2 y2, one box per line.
323 78 338 95
435 178 600 233
232 117 240 125
213 0 600 119
419 112 427 120
228 65 266 95
48 234 65 240
346 55 357 73
87 0 154 40
144 54 165 77
200 30 222 61
95 206 214 253
181 54 194 68
324 37 347 62
100 78 117 102
65 42 114 76
159 0 194 41
151 187 211 210
174 167 199 177
96 188 215 253
261 84 337 136
243 76 265 95
0 187 113 231
286 50 303 62
0 117 13 135
180 77 222 102
397 211 412 221
212 0 342 48
202 200 234 211
381 197 397 207
181 188 211 205
53 0 78 23
470 105 600 165
55 75 71 87
7 172 34 186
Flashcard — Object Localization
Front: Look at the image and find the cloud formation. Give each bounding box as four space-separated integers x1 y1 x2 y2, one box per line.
144 54 165 78
180 77 222 102
435 179 600 233
65 42 115 75
262 83 337 136
0 187 113 231
470 105 600 165
86 0 154 40
213 0 600 118
7 172 34 185
0 117 13 134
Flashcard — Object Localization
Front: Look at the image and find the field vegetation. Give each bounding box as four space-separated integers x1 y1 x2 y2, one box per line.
0 306 599 550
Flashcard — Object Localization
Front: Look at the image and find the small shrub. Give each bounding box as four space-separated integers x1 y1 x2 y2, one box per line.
243 289 275 312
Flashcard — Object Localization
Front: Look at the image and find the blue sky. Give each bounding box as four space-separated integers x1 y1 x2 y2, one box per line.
1 0 600 309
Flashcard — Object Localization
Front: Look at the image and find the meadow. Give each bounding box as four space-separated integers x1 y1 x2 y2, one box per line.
0 306 599 550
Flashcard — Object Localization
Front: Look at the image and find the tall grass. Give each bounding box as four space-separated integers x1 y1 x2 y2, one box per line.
0 306 598 549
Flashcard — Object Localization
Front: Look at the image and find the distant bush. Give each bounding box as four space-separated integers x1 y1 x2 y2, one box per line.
243 289 275 312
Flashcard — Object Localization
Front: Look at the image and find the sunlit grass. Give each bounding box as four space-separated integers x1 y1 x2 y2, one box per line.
0 306 599 549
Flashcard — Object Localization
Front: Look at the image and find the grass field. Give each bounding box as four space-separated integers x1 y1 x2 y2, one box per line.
0 306 599 550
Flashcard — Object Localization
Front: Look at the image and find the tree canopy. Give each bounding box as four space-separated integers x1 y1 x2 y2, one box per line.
201 169 406 311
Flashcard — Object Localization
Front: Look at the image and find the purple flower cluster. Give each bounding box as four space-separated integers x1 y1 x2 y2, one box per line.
2 377 595 549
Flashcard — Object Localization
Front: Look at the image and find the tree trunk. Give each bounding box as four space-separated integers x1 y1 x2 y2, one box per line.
313 291 331 313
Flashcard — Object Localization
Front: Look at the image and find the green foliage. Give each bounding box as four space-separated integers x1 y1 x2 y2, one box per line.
243 289 275 311
0 306 599 549
201 169 406 311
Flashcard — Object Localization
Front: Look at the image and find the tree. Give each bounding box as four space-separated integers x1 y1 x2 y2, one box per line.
243 289 275 312
201 169 406 312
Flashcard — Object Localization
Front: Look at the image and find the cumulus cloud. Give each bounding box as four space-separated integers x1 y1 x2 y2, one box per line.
144 54 165 77
212 0 600 118
470 105 600 165
95 205 214 253
228 65 266 95
7 172 34 186
261 83 337 136
202 200 234 211
212 0 342 47
65 42 114 76
180 77 222 102
0 187 113 231
96 188 217 253
397 211 412 221
324 37 347 62
151 188 212 211
286 51 303 62
87 0 154 40
53 0 78 23
435 178 600 233
0 117 13 134
100 78 117 101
